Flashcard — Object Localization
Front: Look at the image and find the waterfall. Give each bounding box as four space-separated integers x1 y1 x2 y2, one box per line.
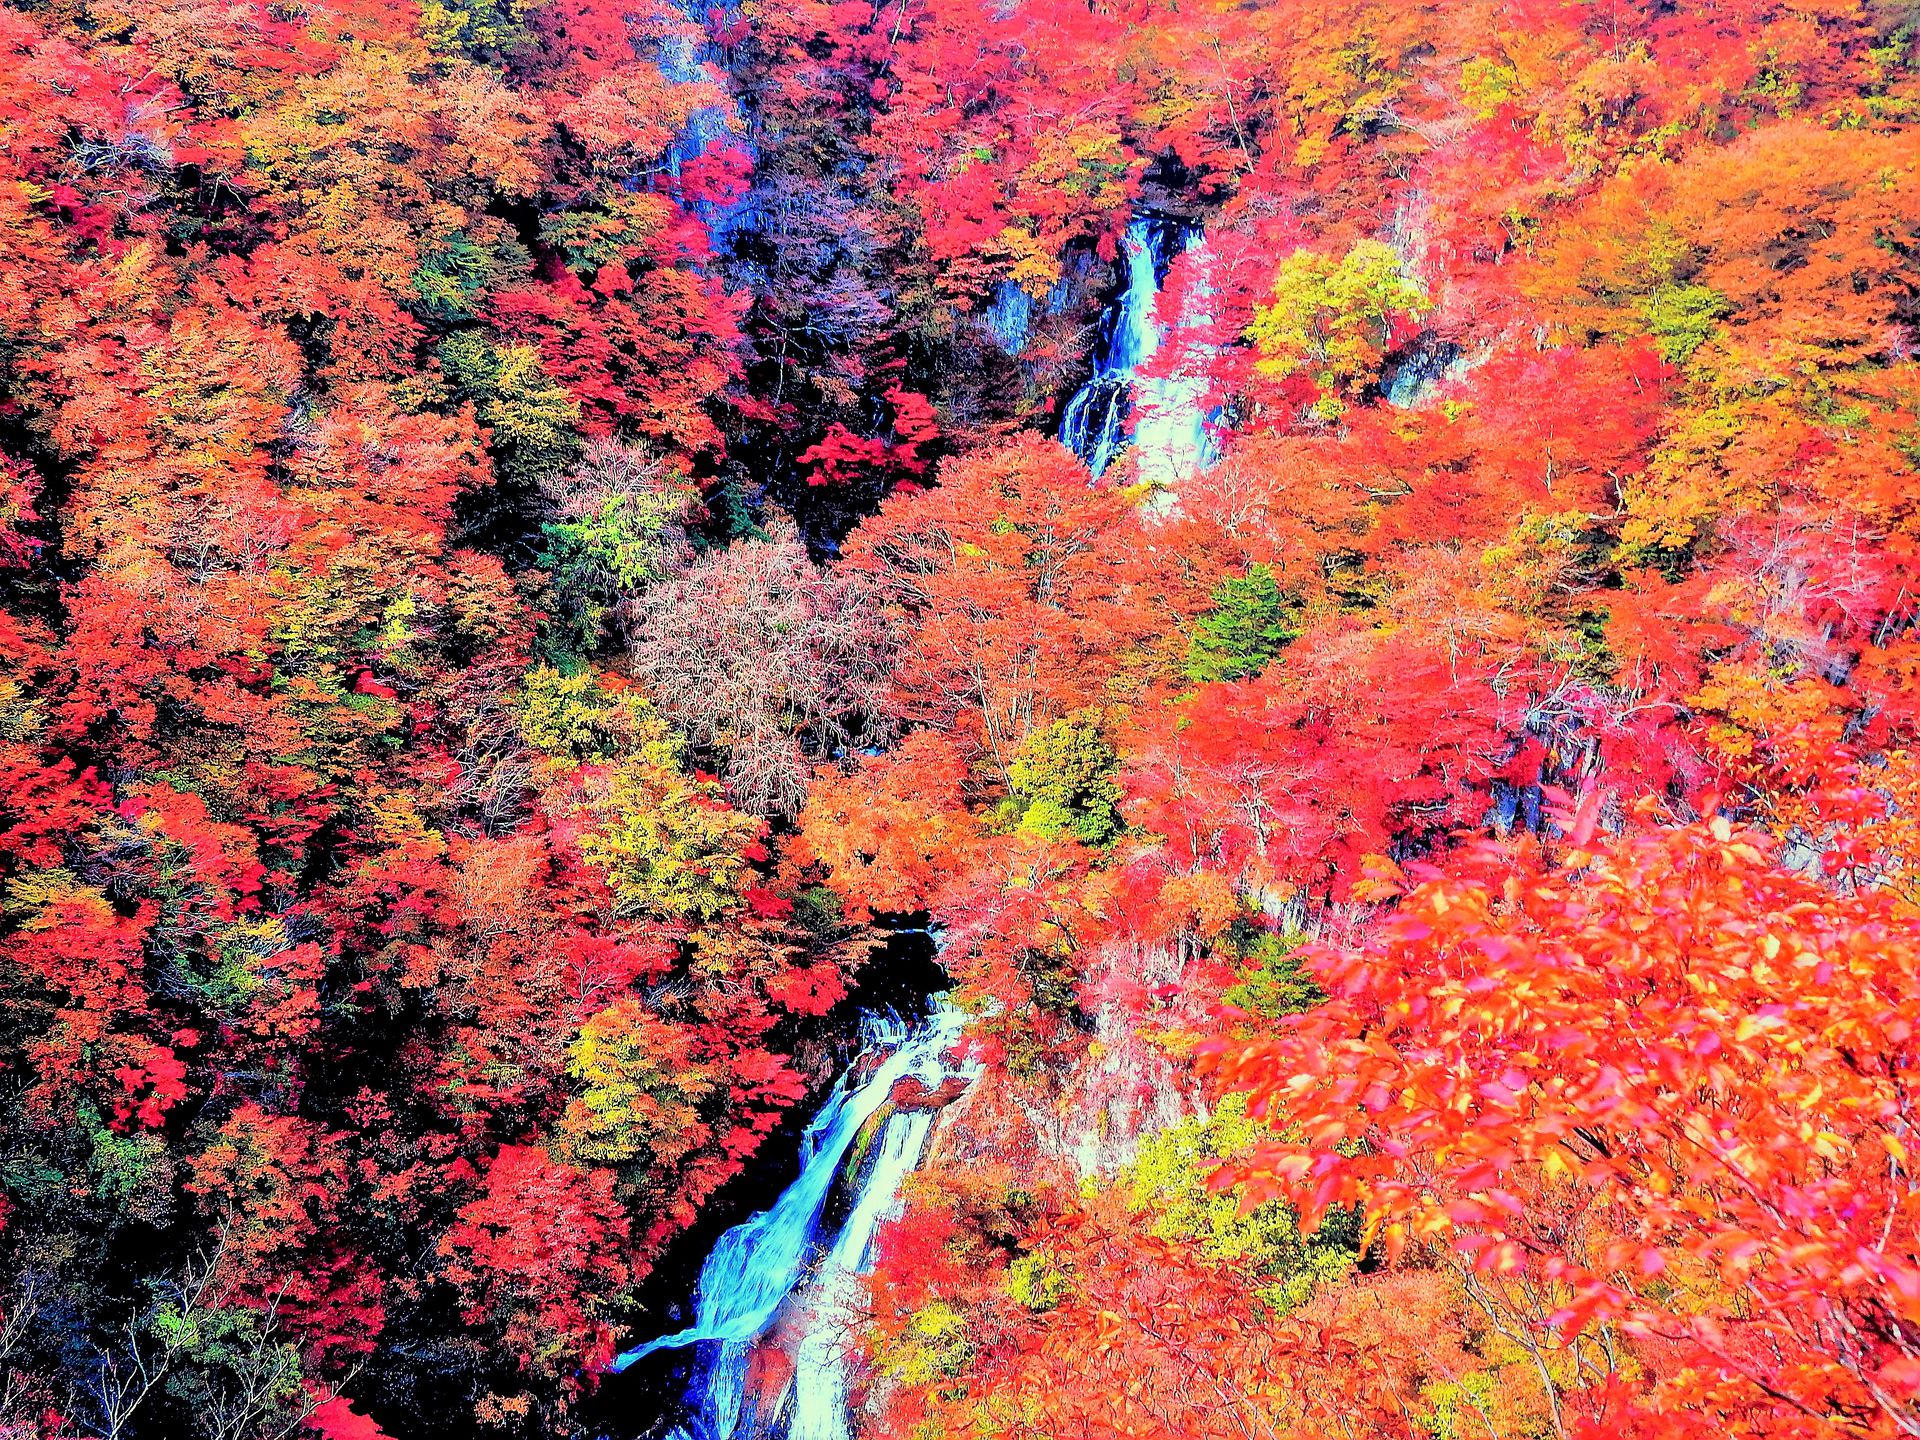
1058 217 1216 489
615 1003 975 1440
782 1106 934 1440
1058 221 1158 476
1130 227 1215 493
653 17 758 253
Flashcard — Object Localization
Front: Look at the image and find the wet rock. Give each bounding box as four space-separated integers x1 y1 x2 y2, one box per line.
889 1074 971 1111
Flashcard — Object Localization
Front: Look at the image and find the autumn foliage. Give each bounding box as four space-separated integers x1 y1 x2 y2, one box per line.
0 0 1917 1437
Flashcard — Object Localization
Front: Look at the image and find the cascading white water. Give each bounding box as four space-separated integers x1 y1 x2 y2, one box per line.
1058 223 1159 475
616 1003 973 1440
1058 217 1216 489
783 1089 938 1440
1130 227 1215 492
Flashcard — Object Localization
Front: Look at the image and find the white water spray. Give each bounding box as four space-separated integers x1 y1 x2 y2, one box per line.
1058 217 1216 490
783 1095 939 1440
616 1003 974 1440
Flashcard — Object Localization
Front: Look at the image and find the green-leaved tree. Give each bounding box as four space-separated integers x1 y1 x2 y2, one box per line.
1185 565 1299 683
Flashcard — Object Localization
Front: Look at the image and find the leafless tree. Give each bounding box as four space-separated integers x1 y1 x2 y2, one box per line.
75 1231 326 1440
626 522 898 817
0 1273 55 1440
79 1237 226 1440
437 663 539 836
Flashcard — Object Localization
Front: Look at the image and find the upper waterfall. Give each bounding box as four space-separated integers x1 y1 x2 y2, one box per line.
1058 216 1217 490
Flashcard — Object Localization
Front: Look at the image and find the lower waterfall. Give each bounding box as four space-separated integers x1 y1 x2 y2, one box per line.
610 1003 974 1439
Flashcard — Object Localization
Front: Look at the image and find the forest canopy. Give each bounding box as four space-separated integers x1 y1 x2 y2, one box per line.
0 0 1917 1437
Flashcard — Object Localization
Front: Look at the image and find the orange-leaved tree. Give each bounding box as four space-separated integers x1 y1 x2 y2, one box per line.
1199 815 1920 1438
